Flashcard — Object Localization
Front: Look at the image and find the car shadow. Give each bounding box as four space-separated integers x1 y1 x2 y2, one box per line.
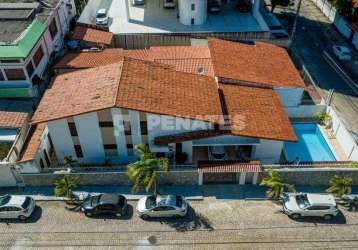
0 205 42 224
85 204 134 221
286 210 347 224
143 206 214 232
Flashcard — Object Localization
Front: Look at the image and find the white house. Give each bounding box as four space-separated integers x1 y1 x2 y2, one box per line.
17 38 308 173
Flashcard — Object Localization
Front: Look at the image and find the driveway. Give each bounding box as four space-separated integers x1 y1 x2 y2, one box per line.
2 198 358 248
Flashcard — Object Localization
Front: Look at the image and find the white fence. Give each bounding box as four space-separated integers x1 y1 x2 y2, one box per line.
327 106 358 160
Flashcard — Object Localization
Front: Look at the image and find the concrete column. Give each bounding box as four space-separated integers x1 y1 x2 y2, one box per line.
252 172 259 185
129 110 142 148
47 119 76 162
111 108 128 157
198 172 203 186
239 172 246 185
74 112 105 163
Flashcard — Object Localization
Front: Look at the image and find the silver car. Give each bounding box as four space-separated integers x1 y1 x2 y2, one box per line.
0 195 36 220
282 193 339 220
137 195 188 219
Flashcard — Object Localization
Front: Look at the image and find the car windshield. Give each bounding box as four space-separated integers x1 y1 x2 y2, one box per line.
296 194 310 209
21 197 31 209
91 195 101 206
0 195 10 206
96 13 106 18
145 196 157 209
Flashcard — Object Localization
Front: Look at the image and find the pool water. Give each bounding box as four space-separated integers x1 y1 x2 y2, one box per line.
284 123 336 162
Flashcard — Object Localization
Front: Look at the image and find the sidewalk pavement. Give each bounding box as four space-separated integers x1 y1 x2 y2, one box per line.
1 184 358 201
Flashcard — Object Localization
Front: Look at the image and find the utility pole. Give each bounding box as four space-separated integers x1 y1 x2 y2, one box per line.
290 0 303 43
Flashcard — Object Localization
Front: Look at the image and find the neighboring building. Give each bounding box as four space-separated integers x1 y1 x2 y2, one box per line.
0 0 75 98
18 38 308 173
78 0 271 48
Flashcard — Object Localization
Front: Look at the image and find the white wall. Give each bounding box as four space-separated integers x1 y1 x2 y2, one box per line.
0 164 18 187
74 112 105 164
275 87 304 107
179 0 207 25
47 119 76 162
111 108 128 158
254 139 283 164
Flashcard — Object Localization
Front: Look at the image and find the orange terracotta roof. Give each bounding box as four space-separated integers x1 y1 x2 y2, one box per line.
221 84 297 142
0 111 28 129
54 49 125 69
32 58 224 125
17 123 46 163
198 160 262 173
72 26 113 45
32 62 123 124
208 38 305 88
116 58 223 124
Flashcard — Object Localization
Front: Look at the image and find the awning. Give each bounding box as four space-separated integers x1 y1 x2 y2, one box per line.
198 160 262 173
193 135 260 146
0 129 17 142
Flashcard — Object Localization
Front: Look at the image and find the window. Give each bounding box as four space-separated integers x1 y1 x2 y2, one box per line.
127 144 134 155
191 18 195 25
307 206 330 210
49 18 58 39
68 122 78 136
26 62 34 78
140 121 148 135
123 121 131 136
4 68 26 80
0 70 4 81
191 3 195 10
99 121 114 127
104 144 117 150
43 150 50 167
33 46 44 67
0 59 21 63
74 145 83 158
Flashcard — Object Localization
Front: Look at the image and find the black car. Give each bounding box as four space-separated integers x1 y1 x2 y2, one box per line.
80 193 127 217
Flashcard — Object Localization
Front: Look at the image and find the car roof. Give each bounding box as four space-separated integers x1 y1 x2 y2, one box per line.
99 194 119 205
97 8 107 14
156 195 179 206
307 193 336 206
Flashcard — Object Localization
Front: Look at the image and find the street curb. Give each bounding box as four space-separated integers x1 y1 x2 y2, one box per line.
32 195 204 201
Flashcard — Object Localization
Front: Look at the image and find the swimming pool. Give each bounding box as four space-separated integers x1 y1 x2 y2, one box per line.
284 123 336 162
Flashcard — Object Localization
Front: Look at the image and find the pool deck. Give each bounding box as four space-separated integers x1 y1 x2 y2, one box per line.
318 125 348 161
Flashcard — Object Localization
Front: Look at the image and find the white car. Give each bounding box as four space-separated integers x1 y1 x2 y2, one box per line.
208 146 227 160
282 193 339 220
95 9 108 26
332 45 351 61
137 195 188 219
0 195 36 220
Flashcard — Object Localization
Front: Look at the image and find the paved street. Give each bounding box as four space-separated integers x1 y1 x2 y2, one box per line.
2 198 358 249
274 0 358 139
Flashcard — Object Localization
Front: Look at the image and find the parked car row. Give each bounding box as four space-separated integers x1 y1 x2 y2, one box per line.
0 194 188 220
0 192 345 221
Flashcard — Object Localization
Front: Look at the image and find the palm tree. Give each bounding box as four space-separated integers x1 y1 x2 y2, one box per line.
260 168 295 200
54 174 80 200
127 144 169 195
326 175 352 198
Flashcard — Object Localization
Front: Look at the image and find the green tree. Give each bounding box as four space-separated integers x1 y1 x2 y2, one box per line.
270 0 291 12
127 144 169 195
260 168 295 199
63 156 77 167
54 175 80 199
326 175 352 198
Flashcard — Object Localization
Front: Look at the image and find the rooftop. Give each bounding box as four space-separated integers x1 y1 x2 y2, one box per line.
107 1 263 34
32 58 224 125
208 38 305 88
72 26 114 45
0 99 32 129
17 123 45 163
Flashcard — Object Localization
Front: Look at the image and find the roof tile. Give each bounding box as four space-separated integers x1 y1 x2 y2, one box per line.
72 26 113 45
